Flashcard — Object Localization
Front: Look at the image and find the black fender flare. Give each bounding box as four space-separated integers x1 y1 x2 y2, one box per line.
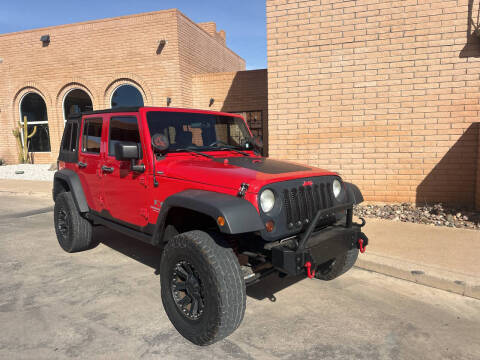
152 189 264 244
345 182 364 205
53 169 89 213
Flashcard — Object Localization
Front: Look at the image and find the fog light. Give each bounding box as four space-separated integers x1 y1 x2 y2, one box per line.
265 220 275 232
217 216 225 226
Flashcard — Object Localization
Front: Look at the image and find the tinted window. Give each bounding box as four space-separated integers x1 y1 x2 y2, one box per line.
62 123 72 151
71 123 78 152
111 85 144 108
82 118 103 153
61 122 79 152
146 112 251 151
20 92 51 152
108 116 141 157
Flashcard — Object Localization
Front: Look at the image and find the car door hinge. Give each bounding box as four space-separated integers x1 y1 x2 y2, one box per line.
139 176 147 187
140 208 149 220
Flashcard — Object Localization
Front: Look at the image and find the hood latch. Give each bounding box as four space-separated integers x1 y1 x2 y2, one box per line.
237 183 249 197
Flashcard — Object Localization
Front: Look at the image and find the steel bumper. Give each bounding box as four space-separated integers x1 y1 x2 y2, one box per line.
271 203 368 276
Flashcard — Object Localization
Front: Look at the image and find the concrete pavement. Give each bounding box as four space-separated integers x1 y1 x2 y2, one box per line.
357 218 480 299
0 179 52 198
0 193 479 359
0 178 479 299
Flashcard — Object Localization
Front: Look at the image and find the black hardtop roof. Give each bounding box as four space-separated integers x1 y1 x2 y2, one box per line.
66 107 140 120
65 106 240 122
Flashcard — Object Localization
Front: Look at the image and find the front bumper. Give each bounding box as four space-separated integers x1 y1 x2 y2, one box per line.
270 203 368 276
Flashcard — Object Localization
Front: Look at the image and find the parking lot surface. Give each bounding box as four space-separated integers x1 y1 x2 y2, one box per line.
1 194 479 359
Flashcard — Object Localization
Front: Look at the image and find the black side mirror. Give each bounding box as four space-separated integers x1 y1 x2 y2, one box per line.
253 135 263 149
152 133 169 152
115 142 140 161
115 142 144 173
244 136 263 154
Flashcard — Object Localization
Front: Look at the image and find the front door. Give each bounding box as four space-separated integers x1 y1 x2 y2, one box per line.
102 115 150 227
77 116 105 212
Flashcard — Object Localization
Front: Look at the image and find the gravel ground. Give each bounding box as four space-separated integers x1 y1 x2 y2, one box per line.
354 203 480 230
0 164 55 181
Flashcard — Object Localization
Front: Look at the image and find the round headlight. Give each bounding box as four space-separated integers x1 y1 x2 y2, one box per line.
332 179 342 199
260 189 275 213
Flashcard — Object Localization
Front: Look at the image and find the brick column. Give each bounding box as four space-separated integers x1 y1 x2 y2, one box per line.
476 123 480 210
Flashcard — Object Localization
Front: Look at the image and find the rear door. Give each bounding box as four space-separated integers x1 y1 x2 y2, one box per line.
77 116 106 212
102 114 150 227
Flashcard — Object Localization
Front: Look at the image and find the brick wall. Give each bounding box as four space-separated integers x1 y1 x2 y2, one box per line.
477 124 480 210
267 0 480 207
192 69 268 151
177 13 246 107
0 9 246 164
197 22 227 45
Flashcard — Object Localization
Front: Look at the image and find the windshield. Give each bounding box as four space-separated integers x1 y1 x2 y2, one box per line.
146 111 252 152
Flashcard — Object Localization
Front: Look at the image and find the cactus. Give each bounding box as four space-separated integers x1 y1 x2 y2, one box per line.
11 116 37 163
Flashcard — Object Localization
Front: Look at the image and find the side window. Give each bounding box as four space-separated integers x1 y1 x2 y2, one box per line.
70 123 78 152
61 122 79 152
82 118 103 154
108 116 141 157
62 123 73 151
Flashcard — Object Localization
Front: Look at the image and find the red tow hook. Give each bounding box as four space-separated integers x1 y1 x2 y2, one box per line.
304 261 316 279
358 238 366 253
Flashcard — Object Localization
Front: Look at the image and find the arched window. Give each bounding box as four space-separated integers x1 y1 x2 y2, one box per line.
111 84 144 108
20 93 51 152
63 88 93 121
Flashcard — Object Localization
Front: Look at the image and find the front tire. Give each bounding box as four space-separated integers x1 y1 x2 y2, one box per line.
54 192 95 253
160 230 246 346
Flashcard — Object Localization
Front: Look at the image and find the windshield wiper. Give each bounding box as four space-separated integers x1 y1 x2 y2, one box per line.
175 147 213 159
217 146 251 157
208 141 251 156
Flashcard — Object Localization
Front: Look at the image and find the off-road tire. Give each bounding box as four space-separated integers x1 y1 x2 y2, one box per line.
160 230 246 346
54 192 95 253
315 247 359 281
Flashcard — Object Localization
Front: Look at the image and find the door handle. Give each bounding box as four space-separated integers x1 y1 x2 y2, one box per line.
101 166 114 173
78 161 87 168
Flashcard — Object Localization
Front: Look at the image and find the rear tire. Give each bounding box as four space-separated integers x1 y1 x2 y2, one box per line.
160 230 246 345
54 192 96 253
315 247 359 281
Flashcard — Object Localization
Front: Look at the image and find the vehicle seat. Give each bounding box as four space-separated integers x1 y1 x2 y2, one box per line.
175 130 193 148
201 128 216 147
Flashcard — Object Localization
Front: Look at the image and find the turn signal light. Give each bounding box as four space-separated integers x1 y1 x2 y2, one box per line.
217 216 225 226
265 220 275 232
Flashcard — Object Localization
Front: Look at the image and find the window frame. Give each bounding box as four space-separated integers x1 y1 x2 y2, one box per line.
19 92 51 153
107 115 143 159
81 117 104 155
62 88 93 126
110 84 144 108
61 122 73 151
145 111 252 152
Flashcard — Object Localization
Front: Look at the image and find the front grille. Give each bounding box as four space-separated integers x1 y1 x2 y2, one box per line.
283 183 333 229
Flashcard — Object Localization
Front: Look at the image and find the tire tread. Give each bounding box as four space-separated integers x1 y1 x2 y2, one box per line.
160 230 246 345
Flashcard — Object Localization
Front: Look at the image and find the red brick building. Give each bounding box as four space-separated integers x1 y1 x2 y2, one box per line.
2 3 480 209
0 9 268 164
267 0 480 209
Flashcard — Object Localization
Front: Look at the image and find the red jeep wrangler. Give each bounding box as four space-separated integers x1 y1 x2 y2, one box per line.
53 106 368 345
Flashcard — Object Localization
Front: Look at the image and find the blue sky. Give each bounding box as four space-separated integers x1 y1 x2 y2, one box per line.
0 0 267 70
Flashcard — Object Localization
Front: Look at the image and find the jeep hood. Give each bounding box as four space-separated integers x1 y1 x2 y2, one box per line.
161 156 337 193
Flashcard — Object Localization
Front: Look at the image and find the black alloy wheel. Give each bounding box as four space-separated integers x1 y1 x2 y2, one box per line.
56 208 70 243
53 192 95 253
160 230 246 345
171 260 205 320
